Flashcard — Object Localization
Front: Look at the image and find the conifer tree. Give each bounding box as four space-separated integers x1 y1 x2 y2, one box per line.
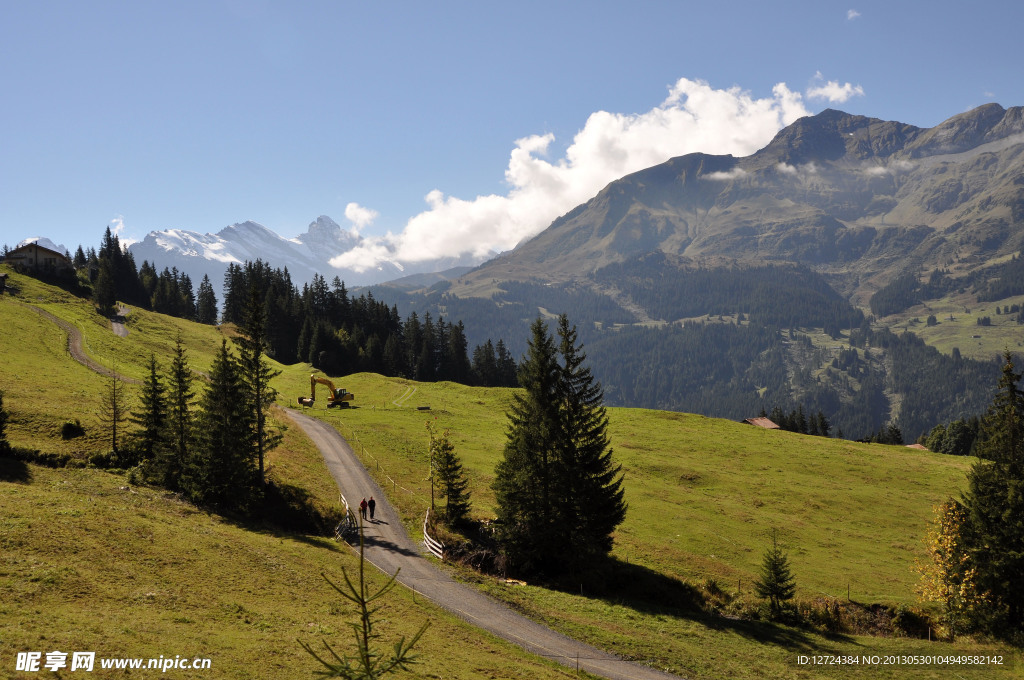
130 354 167 464
754 529 797 619
159 337 194 490
962 351 1024 631
493 317 561 574
236 285 281 487
196 274 218 324
554 315 626 568
98 367 129 458
428 424 471 526
493 315 626 576
184 340 256 512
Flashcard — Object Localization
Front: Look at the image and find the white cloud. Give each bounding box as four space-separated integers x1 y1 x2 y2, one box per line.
109 215 139 248
331 78 811 272
702 168 749 181
776 163 799 175
847 9 861 20
344 202 379 234
807 72 865 103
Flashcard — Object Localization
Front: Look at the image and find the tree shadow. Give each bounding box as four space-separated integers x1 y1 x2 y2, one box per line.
360 534 421 558
548 557 854 655
0 456 32 483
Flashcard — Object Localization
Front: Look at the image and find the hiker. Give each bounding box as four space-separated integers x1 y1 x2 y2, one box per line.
359 498 368 520
368 496 376 519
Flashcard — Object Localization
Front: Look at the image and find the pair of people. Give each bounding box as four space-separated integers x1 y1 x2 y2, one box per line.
358 496 376 521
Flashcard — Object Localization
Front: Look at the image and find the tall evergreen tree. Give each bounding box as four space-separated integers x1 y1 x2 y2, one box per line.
97 368 129 457
493 318 561 574
962 351 1024 631
129 354 167 464
159 337 194 491
196 274 219 324
184 340 256 512
236 285 281 486
428 425 471 526
554 315 626 569
493 315 625 577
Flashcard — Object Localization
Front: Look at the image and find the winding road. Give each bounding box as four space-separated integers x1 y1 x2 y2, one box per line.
286 409 683 680
21 299 682 679
25 303 139 383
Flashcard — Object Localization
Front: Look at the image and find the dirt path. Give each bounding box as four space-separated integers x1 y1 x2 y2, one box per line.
24 304 139 384
111 304 129 338
286 409 684 680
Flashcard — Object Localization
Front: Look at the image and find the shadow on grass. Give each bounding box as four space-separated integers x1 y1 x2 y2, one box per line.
549 557 854 655
0 456 33 483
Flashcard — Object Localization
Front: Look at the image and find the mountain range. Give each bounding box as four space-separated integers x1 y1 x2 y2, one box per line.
127 215 490 292
453 103 1024 307
108 104 1024 438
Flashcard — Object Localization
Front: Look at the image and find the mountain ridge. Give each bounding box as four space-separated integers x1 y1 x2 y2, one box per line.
452 104 1024 304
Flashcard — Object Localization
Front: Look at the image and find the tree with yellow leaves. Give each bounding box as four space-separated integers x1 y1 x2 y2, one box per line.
915 499 984 640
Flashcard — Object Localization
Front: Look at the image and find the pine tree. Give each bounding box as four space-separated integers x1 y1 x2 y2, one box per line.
554 315 626 568
236 285 281 487
183 340 256 512
754 529 797 619
196 274 218 324
92 257 117 316
428 424 471 526
961 351 1024 631
129 354 167 464
159 337 194 491
493 315 626 577
493 317 561 574
97 367 129 459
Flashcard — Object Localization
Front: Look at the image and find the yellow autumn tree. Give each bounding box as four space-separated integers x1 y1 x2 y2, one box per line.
914 499 984 640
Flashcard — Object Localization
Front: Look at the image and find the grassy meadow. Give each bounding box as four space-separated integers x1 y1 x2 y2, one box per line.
883 289 1024 361
1 267 1019 678
276 370 1018 678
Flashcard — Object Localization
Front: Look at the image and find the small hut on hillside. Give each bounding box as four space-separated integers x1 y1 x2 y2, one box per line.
743 417 780 430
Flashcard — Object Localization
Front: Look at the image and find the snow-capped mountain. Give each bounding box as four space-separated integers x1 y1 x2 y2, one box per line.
128 215 484 293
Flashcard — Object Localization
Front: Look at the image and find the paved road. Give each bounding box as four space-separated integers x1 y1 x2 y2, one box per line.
25 303 139 384
286 409 684 680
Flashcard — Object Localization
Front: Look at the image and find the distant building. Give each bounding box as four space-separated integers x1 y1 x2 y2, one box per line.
743 417 780 430
6 242 73 275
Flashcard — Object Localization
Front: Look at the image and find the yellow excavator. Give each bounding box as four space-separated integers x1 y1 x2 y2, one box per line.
297 374 354 408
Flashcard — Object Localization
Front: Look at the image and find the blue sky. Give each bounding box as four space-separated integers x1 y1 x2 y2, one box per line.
3 1 1022 268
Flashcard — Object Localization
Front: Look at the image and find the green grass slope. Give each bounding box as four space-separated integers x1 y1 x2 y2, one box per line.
1 266 229 455
276 370 1017 678
0 461 575 680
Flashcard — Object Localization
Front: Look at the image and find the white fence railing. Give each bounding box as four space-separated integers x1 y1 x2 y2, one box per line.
335 492 357 540
423 508 445 560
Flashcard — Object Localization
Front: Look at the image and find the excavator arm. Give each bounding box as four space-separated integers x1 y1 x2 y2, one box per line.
298 374 353 408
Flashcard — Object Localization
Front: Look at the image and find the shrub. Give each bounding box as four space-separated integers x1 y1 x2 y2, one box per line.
61 419 85 439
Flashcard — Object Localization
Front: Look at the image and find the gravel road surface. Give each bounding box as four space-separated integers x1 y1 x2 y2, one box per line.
287 409 683 680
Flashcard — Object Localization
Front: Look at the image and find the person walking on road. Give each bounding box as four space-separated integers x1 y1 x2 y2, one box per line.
368 496 376 520
359 497 368 521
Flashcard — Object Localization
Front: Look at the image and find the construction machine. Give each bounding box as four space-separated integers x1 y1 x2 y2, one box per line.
297 374 354 408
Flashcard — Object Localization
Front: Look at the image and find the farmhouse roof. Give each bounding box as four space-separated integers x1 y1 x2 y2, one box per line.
743 417 780 429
